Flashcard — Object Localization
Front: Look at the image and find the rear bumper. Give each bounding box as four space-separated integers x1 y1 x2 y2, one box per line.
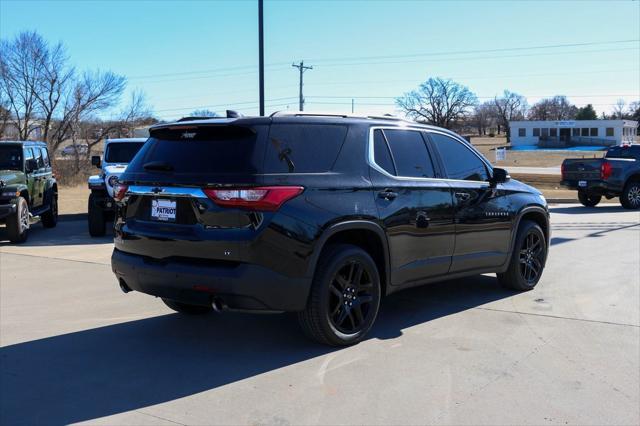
560 180 621 195
0 203 17 220
111 249 311 312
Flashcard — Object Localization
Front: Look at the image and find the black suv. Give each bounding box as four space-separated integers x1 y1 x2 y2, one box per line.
112 113 549 345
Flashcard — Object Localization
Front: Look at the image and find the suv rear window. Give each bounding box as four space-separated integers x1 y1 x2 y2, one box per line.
105 142 145 163
125 125 268 180
264 124 347 173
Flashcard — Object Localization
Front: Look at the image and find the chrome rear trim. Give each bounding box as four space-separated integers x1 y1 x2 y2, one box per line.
127 186 207 198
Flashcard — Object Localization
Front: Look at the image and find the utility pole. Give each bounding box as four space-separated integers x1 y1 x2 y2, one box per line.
258 0 264 116
351 98 354 113
292 61 313 111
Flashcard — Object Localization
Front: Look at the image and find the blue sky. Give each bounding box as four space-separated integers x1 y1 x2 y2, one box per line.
1 0 639 120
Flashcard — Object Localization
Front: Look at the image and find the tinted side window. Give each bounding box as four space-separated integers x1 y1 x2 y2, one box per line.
373 129 395 175
40 147 50 167
383 129 435 178
33 147 44 168
24 148 34 161
430 133 489 181
264 124 347 173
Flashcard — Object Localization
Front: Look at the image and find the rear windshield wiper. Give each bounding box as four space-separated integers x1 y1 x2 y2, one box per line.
143 161 174 172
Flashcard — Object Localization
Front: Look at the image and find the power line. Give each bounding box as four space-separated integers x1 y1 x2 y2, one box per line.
128 39 638 80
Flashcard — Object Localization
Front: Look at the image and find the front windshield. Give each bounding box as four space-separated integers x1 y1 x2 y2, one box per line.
0 145 23 171
104 142 145 163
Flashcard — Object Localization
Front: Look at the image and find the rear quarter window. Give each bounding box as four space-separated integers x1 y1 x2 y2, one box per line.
264 124 348 173
606 146 640 160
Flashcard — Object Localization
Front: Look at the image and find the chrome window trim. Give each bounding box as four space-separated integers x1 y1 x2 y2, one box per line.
367 126 493 185
127 185 207 198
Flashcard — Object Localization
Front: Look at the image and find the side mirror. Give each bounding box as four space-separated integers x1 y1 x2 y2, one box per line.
490 168 510 186
25 158 38 172
91 155 101 168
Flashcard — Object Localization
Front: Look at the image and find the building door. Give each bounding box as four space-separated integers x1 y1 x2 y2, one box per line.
560 128 571 144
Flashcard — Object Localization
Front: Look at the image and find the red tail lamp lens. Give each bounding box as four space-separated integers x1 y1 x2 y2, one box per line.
203 186 304 211
113 184 129 202
600 161 612 180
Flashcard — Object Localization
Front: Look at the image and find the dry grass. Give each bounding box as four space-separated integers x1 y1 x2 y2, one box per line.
53 158 96 187
469 136 605 168
58 185 90 215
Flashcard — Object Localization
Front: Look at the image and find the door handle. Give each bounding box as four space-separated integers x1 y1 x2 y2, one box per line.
455 192 471 201
378 189 398 200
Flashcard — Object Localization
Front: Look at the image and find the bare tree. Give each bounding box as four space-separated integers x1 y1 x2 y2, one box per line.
47 70 127 152
396 77 478 129
0 102 10 138
493 90 528 143
472 101 496 136
85 90 154 155
528 96 577 121
0 31 44 140
613 99 627 119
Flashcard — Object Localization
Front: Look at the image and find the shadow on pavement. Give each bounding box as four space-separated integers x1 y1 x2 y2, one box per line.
0 219 113 246
0 275 513 425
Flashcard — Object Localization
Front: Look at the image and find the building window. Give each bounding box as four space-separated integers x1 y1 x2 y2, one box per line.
572 128 580 137
533 128 540 137
581 128 589 137
541 128 549 137
550 128 557 137
590 128 598 137
518 128 526 137
606 128 614 137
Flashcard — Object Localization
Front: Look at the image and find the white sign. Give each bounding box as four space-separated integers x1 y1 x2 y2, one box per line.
554 121 575 127
495 147 507 162
151 199 177 221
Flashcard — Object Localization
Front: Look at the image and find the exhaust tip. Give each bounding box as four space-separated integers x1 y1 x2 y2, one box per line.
119 279 132 293
211 297 226 313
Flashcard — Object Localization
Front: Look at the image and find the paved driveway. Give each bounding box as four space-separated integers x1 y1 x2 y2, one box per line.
1 205 638 425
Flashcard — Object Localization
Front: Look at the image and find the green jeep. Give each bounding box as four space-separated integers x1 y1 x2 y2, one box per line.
0 141 58 242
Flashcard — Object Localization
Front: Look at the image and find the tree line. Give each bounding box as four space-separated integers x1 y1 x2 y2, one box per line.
0 31 156 161
396 77 640 142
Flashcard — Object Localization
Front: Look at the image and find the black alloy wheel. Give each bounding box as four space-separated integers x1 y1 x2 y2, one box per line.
298 244 381 346
519 231 544 285
328 259 377 335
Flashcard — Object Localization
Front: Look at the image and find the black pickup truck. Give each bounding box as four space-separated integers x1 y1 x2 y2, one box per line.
561 145 640 209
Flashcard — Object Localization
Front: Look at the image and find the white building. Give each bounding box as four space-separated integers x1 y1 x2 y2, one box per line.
509 120 638 147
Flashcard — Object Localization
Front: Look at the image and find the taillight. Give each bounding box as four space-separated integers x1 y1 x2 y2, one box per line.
600 161 612 180
203 186 304 211
113 183 129 202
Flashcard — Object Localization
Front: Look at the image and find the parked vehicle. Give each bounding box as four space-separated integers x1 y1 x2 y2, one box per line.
87 138 146 236
60 144 89 157
561 144 640 209
0 141 58 242
111 113 549 346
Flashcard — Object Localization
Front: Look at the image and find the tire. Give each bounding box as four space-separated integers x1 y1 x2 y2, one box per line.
162 298 213 315
497 220 547 291
578 190 601 207
620 180 640 210
41 191 58 228
88 192 106 237
6 197 30 243
298 244 382 346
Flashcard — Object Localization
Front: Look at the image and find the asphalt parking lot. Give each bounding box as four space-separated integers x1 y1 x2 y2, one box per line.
1 205 638 426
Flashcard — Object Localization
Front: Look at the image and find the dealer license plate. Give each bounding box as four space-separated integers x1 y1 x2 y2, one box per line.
578 180 587 187
151 198 176 222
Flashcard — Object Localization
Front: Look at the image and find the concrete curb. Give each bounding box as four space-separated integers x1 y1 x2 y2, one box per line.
545 198 577 204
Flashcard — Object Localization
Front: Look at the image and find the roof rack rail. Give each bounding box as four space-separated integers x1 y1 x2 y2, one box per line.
270 110 412 122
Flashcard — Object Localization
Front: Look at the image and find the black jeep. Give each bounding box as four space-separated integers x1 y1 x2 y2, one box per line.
111 113 549 345
0 141 58 243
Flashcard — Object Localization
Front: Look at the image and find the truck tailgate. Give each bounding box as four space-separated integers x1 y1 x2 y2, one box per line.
561 159 603 180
